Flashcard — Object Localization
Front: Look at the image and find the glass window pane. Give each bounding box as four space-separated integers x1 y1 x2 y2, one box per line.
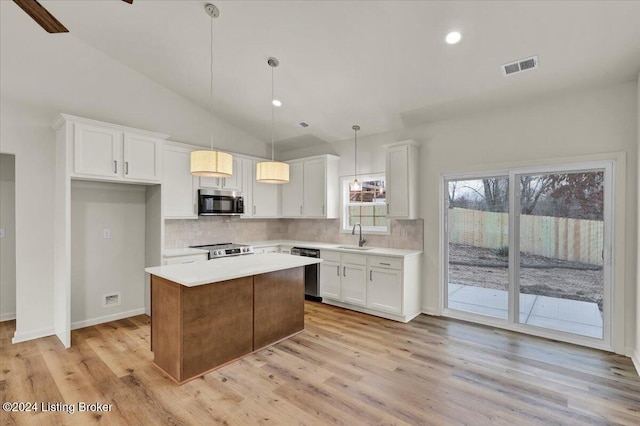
447 177 509 320
518 171 604 339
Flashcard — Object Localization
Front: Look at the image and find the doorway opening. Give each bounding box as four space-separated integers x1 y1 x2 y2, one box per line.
0 153 16 323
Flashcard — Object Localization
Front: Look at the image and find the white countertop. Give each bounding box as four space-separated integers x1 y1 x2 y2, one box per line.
163 247 209 258
146 253 322 287
246 240 422 257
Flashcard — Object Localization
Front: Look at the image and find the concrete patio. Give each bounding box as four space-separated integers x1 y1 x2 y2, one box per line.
448 283 603 339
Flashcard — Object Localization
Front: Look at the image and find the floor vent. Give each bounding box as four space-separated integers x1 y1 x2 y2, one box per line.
502 56 538 76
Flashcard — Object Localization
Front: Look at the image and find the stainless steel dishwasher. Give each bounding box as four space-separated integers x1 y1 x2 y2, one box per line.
291 247 322 302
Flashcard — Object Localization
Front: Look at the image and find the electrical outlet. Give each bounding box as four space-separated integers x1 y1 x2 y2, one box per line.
103 229 111 239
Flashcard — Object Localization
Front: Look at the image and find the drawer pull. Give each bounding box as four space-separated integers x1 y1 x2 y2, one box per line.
343 266 346 277
380 262 391 266
370 270 373 281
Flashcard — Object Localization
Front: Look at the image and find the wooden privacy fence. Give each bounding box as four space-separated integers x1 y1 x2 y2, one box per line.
448 208 604 266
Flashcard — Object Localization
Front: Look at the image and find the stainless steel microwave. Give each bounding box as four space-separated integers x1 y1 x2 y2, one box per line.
198 189 244 216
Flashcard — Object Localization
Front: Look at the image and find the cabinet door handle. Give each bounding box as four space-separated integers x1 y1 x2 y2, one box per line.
370 270 373 281
343 266 346 277
300 206 303 215
114 160 118 174
194 203 197 214
322 205 325 215
253 205 256 215
336 266 340 276
387 203 390 214
125 161 129 175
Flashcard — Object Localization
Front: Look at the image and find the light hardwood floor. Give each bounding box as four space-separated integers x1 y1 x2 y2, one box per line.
1 302 640 425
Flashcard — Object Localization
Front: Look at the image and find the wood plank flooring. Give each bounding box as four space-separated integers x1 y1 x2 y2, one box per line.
1 302 640 425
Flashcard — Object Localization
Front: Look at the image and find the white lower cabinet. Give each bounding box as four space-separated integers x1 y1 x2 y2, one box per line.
279 246 293 255
163 253 208 265
367 266 403 315
319 252 367 307
320 251 421 323
319 261 341 300
254 246 278 255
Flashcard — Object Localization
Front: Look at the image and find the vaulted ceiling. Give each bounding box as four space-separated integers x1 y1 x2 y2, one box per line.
4 0 640 149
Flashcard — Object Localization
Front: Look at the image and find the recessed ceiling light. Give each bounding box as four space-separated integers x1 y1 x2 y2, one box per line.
272 99 282 107
445 31 462 45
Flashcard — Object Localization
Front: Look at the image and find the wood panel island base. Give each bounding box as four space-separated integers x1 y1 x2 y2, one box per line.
146 253 320 384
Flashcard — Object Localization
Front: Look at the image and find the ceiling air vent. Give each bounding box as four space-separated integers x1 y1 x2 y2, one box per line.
298 122 310 128
502 55 538 76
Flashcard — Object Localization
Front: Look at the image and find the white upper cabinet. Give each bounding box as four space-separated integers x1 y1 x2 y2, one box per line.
123 133 162 181
163 143 198 219
281 155 339 218
384 141 419 219
243 158 279 218
281 162 304 216
60 115 167 184
73 123 122 178
303 158 329 217
199 156 243 191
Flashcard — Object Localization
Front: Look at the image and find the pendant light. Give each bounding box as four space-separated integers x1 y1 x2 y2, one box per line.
191 3 233 177
256 57 290 184
350 125 361 191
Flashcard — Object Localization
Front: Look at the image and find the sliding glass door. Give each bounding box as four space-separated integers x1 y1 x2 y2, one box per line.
517 171 605 338
445 176 509 320
444 162 612 347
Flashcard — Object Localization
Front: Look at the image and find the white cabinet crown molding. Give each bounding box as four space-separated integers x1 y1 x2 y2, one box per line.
52 113 170 140
381 139 421 149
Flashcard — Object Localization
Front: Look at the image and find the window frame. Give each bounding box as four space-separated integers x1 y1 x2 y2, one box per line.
340 173 390 235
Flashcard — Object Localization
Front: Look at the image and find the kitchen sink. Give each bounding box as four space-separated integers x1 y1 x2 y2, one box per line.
336 245 374 251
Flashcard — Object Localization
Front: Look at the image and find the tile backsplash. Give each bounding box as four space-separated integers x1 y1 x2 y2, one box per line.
164 217 423 251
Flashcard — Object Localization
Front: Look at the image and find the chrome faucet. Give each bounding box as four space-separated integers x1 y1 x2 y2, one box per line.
352 222 366 247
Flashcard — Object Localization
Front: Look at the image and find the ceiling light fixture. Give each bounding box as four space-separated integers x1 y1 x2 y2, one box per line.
256 57 290 184
445 31 462 45
191 3 233 177
350 125 361 192
272 99 282 107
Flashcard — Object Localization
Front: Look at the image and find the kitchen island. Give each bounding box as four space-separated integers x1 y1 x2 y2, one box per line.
145 253 322 384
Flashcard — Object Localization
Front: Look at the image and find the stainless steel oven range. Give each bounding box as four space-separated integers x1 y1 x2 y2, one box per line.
190 243 254 259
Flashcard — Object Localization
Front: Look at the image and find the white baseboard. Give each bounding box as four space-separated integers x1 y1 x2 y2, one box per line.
71 308 146 330
630 349 640 377
0 312 16 322
12 327 55 344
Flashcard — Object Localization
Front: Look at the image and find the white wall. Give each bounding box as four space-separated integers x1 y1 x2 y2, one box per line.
415 82 637 355
70 181 146 328
0 154 16 321
0 104 57 341
280 81 638 355
279 130 395 178
636 72 640 372
0 2 269 343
